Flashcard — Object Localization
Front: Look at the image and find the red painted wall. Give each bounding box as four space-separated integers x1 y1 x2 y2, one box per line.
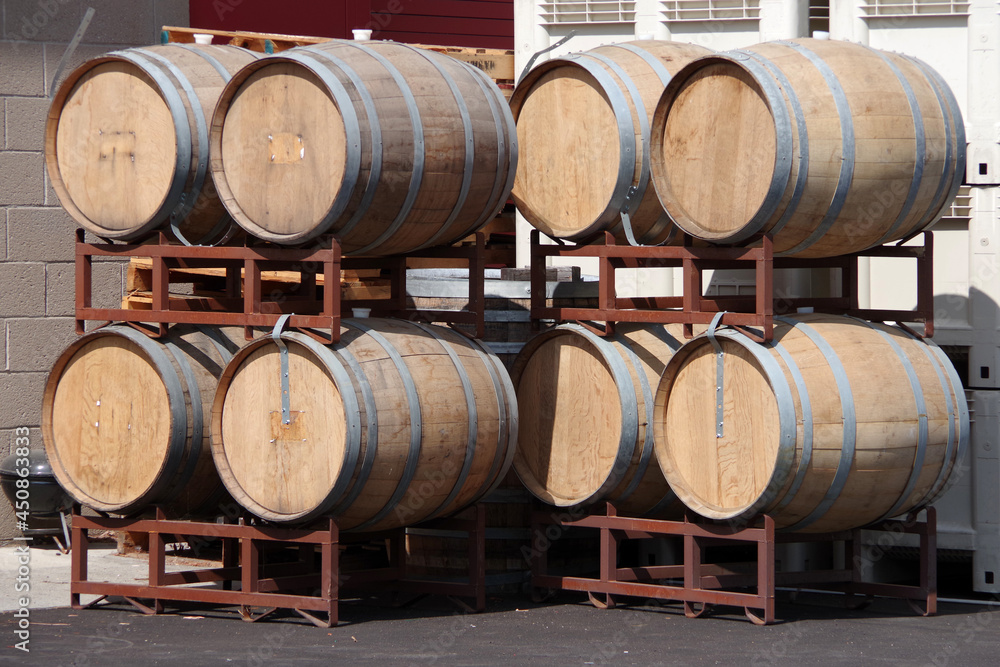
190 1 513 49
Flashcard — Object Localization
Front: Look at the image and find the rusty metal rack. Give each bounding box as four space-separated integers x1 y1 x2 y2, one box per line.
529 503 937 625
75 230 488 342
530 230 935 343
70 505 487 628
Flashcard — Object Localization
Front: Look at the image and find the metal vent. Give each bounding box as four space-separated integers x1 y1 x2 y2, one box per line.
860 0 970 18
939 185 973 222
540 1 637 25
661 0 761 22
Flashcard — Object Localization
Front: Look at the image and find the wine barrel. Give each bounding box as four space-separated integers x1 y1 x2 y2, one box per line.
654 314 969 533
211 318 518 530
651 39 965 257
42 325 244 516
210 41 516 252
46 44 261 244
512 323 690 516
511 40 711 244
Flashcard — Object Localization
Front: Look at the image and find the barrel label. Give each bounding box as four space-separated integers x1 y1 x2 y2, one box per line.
268 133 304 164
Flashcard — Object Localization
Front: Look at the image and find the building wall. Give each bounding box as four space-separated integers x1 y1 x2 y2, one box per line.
0 0 190 542
189 0 515 49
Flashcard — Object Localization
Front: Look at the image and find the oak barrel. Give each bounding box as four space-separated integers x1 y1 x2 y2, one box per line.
210 41 516 251
46 44 261 244
512 323 689 515
653 314 969 532
211 319 518 530
651 39 965 257
42 325 243 516
511 40 711 244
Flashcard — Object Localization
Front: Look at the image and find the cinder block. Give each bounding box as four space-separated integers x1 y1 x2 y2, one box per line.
81 0 157 46
0 263 45 317
154 0 189 33
5 96 49 151
44 43 111 97
0 316 6 371
1 209 7 260
2 0 83 44
6 317 76 372
7 207 75 261
44 161 59 206
0 42 45 97
0 151 44 205
0 371 48 429
46 260 123 315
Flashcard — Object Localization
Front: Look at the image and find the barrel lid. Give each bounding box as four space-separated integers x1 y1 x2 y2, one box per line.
511 61 624 239
655 332 789 520
49 58 178 237
44 332 178 511
215 336 354 521
215 59 350 243
653 58 779 242
512 327 635 507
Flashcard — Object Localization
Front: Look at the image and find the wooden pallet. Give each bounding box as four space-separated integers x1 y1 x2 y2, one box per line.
161 25 515 90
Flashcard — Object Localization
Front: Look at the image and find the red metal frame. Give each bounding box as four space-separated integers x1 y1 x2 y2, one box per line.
530 230 935 343
529 503 937 625
70 505 487 628
75 230 487 342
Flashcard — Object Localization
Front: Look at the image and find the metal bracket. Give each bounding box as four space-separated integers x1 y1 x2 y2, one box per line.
707 311 728 438
517 31 577 85
271 313 294 425
620 186 641 247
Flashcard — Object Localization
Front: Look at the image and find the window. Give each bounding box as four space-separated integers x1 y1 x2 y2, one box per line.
860 0 970 18
540 1 637 25
661 0 761 22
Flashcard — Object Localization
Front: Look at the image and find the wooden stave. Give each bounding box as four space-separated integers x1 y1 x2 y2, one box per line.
41 325 242 516
209 40 516 252
210 319 517 531
650 39 965 257
45 44 260 244
653 315 968 533
511 322 685 516
510 40 711 244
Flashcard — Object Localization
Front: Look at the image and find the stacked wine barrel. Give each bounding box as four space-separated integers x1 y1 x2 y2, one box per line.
42 39 520 533
510 37 969 531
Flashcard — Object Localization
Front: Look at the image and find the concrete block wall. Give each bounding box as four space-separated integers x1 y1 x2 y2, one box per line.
0 0 189 542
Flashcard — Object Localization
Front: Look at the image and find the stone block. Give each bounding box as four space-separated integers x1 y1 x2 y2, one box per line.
5 95 48 151
0 371 48 428
0 263 45 316
0 42 45 97
0 151 44 205
44 43 111 97
7 207 75 261
2 0 83 43
82 0 157 46
154 0 189 33
46 260 122 315
6 317 76 372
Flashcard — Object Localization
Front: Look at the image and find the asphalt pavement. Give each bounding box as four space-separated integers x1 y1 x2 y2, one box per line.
2 543 1000 666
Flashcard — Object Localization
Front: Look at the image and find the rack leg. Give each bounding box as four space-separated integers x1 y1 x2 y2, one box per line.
471 504 486 612
148 529 165 614
683 523 708 618
70 513 87 609
916 508 937 617
320 518 338 627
